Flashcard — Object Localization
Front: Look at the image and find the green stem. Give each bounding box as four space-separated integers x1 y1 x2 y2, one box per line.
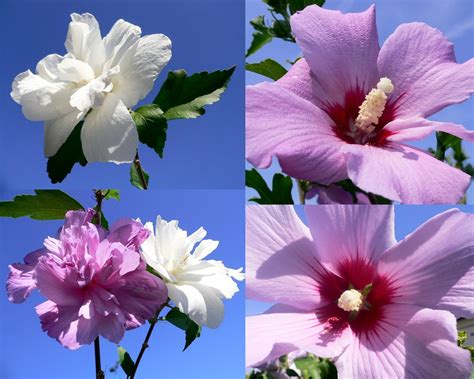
297 180 306 204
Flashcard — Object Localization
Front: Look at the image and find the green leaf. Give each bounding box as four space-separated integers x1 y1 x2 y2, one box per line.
47 121 87 184
0 190 84 220
154 67 235 120
263 0 289 14
117 346 135 377
246 16 274 57
165 307 201 351
246 169 294 204
102 189 120 201
132 105 168 158
130 160 149 190
289 0 325 14
272 19 293 40
246 59 288 81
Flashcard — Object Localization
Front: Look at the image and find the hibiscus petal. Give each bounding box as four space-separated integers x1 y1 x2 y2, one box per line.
247 304 351 368
192 239 219 260
97 314 125 344
108 218 149 250
66 13 105 74
36 54 63 82
246 82 346 184
11 70 75 121
335 305 471 379
43 108 84 157
385 117 474 143
103 19 141 71
291 5 379 107
246 205 324 310
80 93 138 163
378 22 474 118
345 143 471 204
113 34 172 108
305 205 395 270
378 209 474 318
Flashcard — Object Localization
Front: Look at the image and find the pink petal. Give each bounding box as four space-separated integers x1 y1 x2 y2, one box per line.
335 305 471 379
246 205 324 310
246 82 347 184
385 117 474 143
291 5 379 107
62 208 95 230
108 218 150 250
97 314 125 344
246 304 351 368
305 205 395 271
6 249 45 303
378 209 474 318
35 257 83 307
378 22 474 118
311 185 371 205
344 143 471 204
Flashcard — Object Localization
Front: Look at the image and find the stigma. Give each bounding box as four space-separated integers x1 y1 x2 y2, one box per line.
337 289 363 312
354 77 394 133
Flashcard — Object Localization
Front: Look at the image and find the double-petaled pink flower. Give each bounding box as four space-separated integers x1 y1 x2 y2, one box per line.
246 205 473 378
246 5 474 204
7 209 168 350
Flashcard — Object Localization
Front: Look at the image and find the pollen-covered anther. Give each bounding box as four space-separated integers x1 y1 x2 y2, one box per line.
354 77 394 133
337 289 363 312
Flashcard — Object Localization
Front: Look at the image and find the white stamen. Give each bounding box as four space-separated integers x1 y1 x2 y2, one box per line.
337 289 363 312
354 77 394 133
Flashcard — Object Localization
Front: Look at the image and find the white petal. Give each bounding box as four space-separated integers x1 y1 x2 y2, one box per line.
167 282 224 328
103 19 141 71
57 58 95 83
186 227 207 255
113 34 172 108
193 239 219 260
80 93 138 163
11 70 75 121
155 216 189 267
44 109 85 157
36 54 64 82
66 13 105 74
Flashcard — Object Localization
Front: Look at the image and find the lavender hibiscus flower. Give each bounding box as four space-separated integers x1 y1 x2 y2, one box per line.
246 5 474 204
246 205 473 378
6 209 168 349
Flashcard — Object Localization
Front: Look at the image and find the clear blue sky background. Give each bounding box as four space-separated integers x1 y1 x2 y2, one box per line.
0 188 245 379
246 0 474 203
0 0 244 191
246 204 474 316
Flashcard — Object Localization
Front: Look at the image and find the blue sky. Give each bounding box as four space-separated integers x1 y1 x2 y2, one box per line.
0 0 244 191
246 0 474 202
0 188 244 378
246 204 474 316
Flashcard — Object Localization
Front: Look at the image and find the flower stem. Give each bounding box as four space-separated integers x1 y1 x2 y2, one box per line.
133 152 148 190
94 337 105 379
297 180 306 204
130 302 168 378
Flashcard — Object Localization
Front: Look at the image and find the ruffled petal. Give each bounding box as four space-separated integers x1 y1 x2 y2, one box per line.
108 218 149 250
385 117 474 143
113 34 172 108
102 19 141 71
43 109 84 157
344 143 471 204
291 5 379 107
335 305 471 379
378 22 474 118
246 82 347 184
246 205 324 310
378 209 474 318
80 93 138 163
65 13 105 74
247 304 352 368
305 205 395 271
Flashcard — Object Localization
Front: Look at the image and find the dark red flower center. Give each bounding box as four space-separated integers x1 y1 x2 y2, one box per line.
315 256 397 335
324 86 399 147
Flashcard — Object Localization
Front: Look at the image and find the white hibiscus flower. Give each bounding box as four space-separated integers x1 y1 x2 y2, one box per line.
11 13 171 163
141 216 244 328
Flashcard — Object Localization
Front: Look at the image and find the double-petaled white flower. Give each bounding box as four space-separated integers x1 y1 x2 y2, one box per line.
11 13 171 163
141 216 244 328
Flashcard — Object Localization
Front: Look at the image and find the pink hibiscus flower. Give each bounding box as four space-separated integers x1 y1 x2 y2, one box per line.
246 5 474 204
246 205 473 378
6 209 168 350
